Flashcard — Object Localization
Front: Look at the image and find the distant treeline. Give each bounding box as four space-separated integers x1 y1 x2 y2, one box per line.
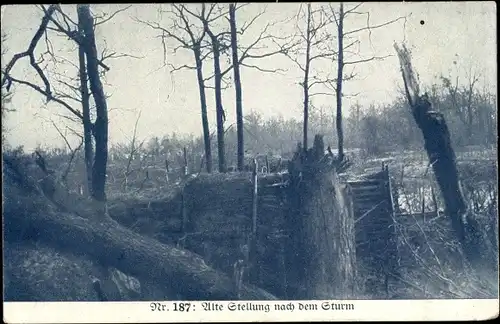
105 82 496 167
5 82 496 184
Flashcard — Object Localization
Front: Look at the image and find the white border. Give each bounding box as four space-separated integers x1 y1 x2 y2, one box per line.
3 299 499 323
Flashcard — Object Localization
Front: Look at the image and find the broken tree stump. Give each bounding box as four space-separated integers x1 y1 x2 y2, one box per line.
285 134 357 299
394 43 497 270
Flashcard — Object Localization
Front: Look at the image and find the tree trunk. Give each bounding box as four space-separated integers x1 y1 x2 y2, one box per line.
77 9 93 197
286 134 357 299
336 3 345 161
395 41 497 269
205 26 226 173
194 46 212 173
410 96 496 267
3 170 277 301
229 4 244 172
78 4 109 203
302 4 312 151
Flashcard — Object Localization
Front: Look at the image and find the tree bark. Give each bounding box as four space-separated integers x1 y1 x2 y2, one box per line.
286 134 357 299
395 42 497 269
229 4 244 172
336 3 345 161
205 26 226 173
409 96 495 267
302 4 312 151
77 7 93 197
194 46 212 173
78 4 109 203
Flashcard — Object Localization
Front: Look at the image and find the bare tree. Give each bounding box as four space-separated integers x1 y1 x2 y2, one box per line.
226 3 298 171
229 4 243 171
2 4 127 215
172 4 235 173
202 7 229 173
283 4 336 151
135 4 215 173
50 120 84 184
441 68 480 144
77 4 109 203
123 112 146 190
78 7 94 196
328 2 407 160
139 4 296 172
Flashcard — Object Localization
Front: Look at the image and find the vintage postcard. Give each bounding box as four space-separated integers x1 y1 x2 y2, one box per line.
2 2 498 323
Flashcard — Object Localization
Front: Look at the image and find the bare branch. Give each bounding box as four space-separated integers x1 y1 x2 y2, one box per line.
54 91 82 104
40 5 111 71
344 14 406 36
51 120 73 151
308 75 337 90
53 112 82 125
344 54 392 65
343 3 364 16
169 63 197 73
309 92 336 98
133 17 190 48
1 4 57 93
310 52 337 61
61 137 83 183
94 5 132 26
5 75 83 120
238 6 267 35
240 62 286 74
124 111 143 179
101 51 144 62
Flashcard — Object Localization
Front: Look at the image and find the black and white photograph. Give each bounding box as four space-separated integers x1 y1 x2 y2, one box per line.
2 2 498 322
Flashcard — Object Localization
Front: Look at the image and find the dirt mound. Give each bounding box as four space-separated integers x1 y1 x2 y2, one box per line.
2 152 277 301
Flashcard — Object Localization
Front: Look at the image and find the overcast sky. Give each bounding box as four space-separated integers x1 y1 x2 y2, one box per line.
1 2 496 151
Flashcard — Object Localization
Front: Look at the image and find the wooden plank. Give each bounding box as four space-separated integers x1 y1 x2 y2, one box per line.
353 193 384 200
347 180 383 187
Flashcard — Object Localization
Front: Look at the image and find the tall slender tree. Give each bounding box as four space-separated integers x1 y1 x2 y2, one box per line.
2 4 125 215
328 2 406 161
283 4 335 151
229 4 244 171
135 4 215 173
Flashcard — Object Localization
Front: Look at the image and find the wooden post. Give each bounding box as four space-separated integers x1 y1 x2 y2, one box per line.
249 158 259 281
431 185 438 216
421 186 426 222
165 159 170 184
252 158 258 238
183 147 188 178
383 164 399 297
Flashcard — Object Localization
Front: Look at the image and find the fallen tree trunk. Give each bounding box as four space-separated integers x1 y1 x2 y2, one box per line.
3 155 277 301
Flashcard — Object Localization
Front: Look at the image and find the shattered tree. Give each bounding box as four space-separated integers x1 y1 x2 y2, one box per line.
394 43 496 270
1 4 119 211
286 134 357 299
